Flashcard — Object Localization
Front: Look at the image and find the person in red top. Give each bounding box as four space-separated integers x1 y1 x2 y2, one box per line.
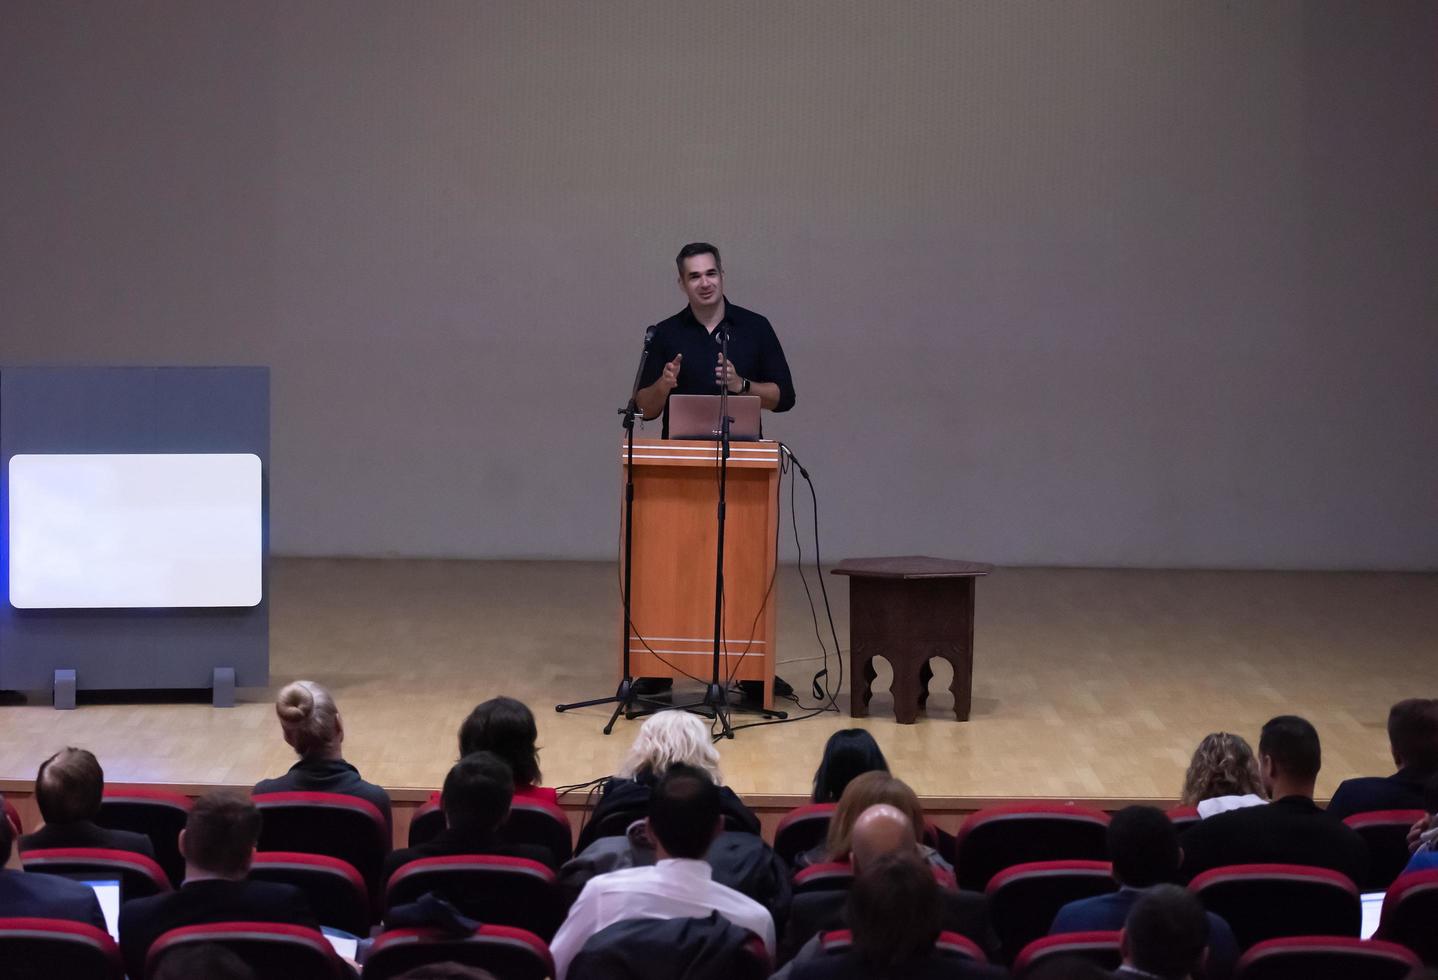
421 697 559 812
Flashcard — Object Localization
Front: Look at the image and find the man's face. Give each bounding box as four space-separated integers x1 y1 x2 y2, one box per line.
678 253 723 309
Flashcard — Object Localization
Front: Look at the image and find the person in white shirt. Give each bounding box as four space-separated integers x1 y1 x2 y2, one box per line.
549 763 775 978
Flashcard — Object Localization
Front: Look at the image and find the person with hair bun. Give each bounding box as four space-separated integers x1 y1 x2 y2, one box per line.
1180 732 1267 818
253 679 391 834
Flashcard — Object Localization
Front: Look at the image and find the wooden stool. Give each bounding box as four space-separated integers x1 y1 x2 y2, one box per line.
832 556 991 723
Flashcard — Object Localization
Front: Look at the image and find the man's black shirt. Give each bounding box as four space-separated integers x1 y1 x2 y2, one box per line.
638 299 796 437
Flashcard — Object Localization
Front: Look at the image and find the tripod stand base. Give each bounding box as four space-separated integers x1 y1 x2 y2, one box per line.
665 681 789 738
555 677 674 735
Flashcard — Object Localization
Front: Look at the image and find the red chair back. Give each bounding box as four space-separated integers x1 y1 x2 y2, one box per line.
144 921 342 980
792 860 855 895
985 860 1117 961
1377 868 1438 965
406 796 444 847
98 785 193 889
20 847 171 897
1166 804 1201 831
3 798 22 837
1342 810 1427 891
253 792 390 892
362 924 553 980
1234 935 1420 980
1012 931 1123 976
503 798 575 864
954 803 1110 890
249 851 372 936
818 928 988 963
773 803 836 867
1189 863 1360 950
0 917 123 980
384 854 564 940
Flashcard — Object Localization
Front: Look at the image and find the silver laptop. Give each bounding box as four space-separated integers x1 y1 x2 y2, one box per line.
668 394 762 441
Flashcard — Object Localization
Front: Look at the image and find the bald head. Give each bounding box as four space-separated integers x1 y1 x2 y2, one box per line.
850 803 918 871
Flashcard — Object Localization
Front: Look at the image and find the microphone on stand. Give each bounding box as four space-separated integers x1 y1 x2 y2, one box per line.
623 325 657 422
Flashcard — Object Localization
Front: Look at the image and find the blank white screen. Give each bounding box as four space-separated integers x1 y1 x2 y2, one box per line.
8 453 262 609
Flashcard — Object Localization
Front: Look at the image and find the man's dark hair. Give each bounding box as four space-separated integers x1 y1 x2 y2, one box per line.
1107 806 1181 887
35 747 104 824
648 762 721 859
675 242 722 274
152 943 256 980
846 852 943 975
812 729 890 804
1259 715 1321 783
458 697 541 787
442 751 514 833
1124 884 1209 979
184 792 261 877
1389 699 1438 773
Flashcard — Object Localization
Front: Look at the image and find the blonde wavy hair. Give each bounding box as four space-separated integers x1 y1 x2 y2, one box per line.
275 680 340 758
1180 732 1264 806
616 710 723 784
825 771 926 860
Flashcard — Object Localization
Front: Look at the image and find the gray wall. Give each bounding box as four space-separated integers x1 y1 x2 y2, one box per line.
3 2 1435 569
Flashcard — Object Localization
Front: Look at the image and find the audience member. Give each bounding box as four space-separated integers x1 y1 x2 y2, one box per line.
798 770 949 873
0 800 106 928
253 679 393 834
549 763 775 979
1328 698 1438 821
118 792 318 980
1049 806 1237 980
1180 716 1368 884
150 943 257 980
1179 733 1266 818
788 853 1005 980
382 751 556 889
19 747 155 858
811 729 889 804
778 804 996 973
1400 773 1438 875
1116 884 1209 980
580 710 760 851
458 696 557 804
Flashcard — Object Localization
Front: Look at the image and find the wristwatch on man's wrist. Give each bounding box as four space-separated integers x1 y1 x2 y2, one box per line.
739 377 751 395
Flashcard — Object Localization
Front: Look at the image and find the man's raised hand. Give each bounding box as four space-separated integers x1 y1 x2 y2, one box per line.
660 353 683 391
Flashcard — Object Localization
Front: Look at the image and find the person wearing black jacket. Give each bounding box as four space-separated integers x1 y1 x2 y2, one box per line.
19 747 156 860
1327 698 1438 821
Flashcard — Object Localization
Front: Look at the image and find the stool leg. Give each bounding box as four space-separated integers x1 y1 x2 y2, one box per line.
944 647 971 722
850 650 875 718
890 655 920 725
917 660 934 708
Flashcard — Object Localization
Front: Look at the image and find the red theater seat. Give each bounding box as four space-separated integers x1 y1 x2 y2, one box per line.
249 851 372 936
1011 930 1123 977
98 785 193 889
144 921 344 980
362 924 553 980
4 798 22 837
954 803 1110 891
20 847 171 898
406 796 444 847
1342 810 1427 891
504 797 574 864
0 917 123 980
773 803 836 867
1166 804 1201 831
384 854 564 940
986 860 1117 961
1189 864 1360 950
1234 935 1420 980
792 861 855 895
818 927 988 963
1377 868 1438 965
253 791 390 892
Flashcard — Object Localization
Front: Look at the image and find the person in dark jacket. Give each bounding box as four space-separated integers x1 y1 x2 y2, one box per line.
1327 698 1438 820
0 805 106 928
253 679 392 836
19 746 155 859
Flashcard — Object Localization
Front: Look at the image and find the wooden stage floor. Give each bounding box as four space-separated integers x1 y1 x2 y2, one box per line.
1 560 1433 808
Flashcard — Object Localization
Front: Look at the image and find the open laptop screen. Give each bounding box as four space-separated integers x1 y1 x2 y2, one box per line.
69 876 121 941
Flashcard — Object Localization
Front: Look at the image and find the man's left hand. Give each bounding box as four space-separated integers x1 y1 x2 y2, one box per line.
715 353 742 394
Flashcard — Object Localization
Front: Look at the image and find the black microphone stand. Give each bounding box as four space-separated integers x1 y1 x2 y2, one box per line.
667 321 786 737
555 329 669 734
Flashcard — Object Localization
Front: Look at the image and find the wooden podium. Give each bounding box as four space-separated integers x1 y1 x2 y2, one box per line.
621 438 780 709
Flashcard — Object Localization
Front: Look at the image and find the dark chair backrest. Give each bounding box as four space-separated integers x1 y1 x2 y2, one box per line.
503 798 575 864
384 854 564 940
1011 930 1123 977
20 847 172 898
253 791 390 893
144 920 342 980
772 803 836 867
1342 810 1427 891
985 860 1118 961
0 917 123 980
361 924 554 980
818 927 989 964
406 797 444 847
97 785 193 890
249 851 373 936
577 807 649 852
792 860 855 895
568 913 770 980
1166 804 1201 832
1189 863 1361 950
1377 868 1438 966
1234 935 1421 980
954 804 1110 891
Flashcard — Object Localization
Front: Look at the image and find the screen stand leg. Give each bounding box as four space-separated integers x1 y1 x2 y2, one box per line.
53 668 76 710
212 667 236 708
